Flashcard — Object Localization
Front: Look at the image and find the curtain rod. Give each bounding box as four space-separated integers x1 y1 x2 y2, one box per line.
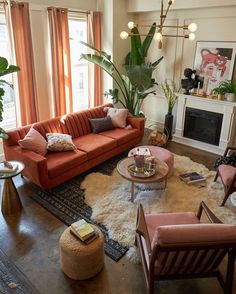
47 7 90 14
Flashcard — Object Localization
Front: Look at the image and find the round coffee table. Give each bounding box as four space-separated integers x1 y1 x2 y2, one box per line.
117 157 168 202
0 161 25 215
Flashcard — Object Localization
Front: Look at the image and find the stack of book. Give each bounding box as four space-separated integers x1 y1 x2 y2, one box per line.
0 161 18 176
179 172 206 186
70 219 98 244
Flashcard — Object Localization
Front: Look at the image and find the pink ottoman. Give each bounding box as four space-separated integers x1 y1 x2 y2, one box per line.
128 145 174 177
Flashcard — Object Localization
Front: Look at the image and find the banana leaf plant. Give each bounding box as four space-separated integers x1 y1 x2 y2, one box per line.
0 56 20 138
80 23 163 116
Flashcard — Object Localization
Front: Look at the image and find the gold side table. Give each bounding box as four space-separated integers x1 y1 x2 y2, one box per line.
0 161 25 215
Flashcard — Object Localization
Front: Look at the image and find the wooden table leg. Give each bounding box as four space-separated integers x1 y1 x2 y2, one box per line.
131 182 135 202
1 178 23 215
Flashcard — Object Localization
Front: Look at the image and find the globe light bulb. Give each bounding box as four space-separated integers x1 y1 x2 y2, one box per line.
188 23 198 33
189 33 196 41
128 21 135 30
154 32 163 41
120 31 129 40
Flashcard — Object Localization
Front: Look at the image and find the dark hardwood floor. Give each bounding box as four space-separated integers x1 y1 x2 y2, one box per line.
0 137 235 294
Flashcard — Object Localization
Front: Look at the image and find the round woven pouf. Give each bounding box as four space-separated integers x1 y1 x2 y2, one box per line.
59 225 104 280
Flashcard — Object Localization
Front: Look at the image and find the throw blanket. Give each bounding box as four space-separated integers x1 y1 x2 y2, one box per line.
215 155 236 169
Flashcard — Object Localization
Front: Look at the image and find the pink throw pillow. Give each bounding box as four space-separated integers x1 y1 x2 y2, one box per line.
104 107 129 128
18 128 47 156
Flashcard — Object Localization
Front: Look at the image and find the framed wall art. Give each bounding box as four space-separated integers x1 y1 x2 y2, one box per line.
193 41 236 95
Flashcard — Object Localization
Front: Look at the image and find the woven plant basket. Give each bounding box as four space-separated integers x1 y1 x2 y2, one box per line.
148 128 169 147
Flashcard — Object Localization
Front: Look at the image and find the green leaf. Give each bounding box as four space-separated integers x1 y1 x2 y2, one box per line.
80 41 111 60
80 54 114 76
0 79 13 88
125 64 155 91
152 56 164 67
141 22 156 57
130 27 143 65
0 57 8 71
0 65 20 77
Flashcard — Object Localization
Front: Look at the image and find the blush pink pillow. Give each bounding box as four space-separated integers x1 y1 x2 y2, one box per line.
104 107 129 128
18 128 47 156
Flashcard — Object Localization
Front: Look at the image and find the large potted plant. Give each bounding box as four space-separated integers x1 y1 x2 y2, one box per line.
0 56 20 138
161 80 180 140
80 24 163 117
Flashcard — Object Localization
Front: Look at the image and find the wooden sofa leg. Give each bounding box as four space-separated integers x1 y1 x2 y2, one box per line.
225 250 236 294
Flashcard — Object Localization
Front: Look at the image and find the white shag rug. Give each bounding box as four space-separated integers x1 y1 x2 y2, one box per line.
81 154 236 262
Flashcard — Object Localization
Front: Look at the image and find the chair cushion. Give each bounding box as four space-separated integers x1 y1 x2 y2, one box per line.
99 128 140 145
46 150 87 178
155 224 236 245
145 212 200 245
218 164 236 187
73 133 117 160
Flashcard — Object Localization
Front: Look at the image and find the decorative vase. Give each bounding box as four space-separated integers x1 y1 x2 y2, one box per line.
217 94 225 101
164 113 173 140
226 93 235 102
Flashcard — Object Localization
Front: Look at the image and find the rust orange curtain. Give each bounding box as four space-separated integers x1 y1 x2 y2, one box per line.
48 7 72 117
87 11 102 107
10 2 39 125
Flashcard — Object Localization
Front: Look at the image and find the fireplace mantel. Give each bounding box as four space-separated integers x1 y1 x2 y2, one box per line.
173 94 236 155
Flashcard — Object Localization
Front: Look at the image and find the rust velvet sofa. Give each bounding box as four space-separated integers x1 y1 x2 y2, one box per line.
3 104 144 189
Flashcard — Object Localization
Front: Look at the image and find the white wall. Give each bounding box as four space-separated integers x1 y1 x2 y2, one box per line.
131 4 236 131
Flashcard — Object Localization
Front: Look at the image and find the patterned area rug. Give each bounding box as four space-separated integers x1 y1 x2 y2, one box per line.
32 153 128 262
0 248 39 294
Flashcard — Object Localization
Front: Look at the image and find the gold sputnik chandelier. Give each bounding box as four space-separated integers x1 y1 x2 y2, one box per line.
120 0 197 49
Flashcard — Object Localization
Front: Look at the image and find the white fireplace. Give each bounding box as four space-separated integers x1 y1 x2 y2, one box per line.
173 94 236 155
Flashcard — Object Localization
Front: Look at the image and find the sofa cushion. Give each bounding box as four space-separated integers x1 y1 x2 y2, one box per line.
73 133 117 160
104 107 129 128
89 116 114 133
46 133 76 151
18 128 47 156
99 128 140 146
46 149 87 178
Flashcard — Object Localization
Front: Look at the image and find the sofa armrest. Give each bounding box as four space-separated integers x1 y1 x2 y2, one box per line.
127 117 145 133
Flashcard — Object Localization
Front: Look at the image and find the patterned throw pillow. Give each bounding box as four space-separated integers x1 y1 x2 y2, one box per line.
46 133 76 151
89 116 114 133
18 128 47 156
104 107 129 128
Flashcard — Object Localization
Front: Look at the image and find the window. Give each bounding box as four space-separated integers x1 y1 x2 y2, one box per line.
0 11 17 130
69 15 88 112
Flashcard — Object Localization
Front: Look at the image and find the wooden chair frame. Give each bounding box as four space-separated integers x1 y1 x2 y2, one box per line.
136 201 236 294
214 146 236 206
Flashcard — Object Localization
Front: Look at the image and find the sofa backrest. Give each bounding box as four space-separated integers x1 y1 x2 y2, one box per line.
62 103 112 138
4 103 113 146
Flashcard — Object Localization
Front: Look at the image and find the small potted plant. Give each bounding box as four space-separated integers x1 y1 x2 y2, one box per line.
212 86 226 100
161 80 180 140
213 80 236 102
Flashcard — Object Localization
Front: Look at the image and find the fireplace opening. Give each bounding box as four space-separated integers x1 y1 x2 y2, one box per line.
183 107 223 145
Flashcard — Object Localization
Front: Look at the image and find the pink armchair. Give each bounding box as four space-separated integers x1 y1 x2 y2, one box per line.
214 146 236 206
136 202 236 294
